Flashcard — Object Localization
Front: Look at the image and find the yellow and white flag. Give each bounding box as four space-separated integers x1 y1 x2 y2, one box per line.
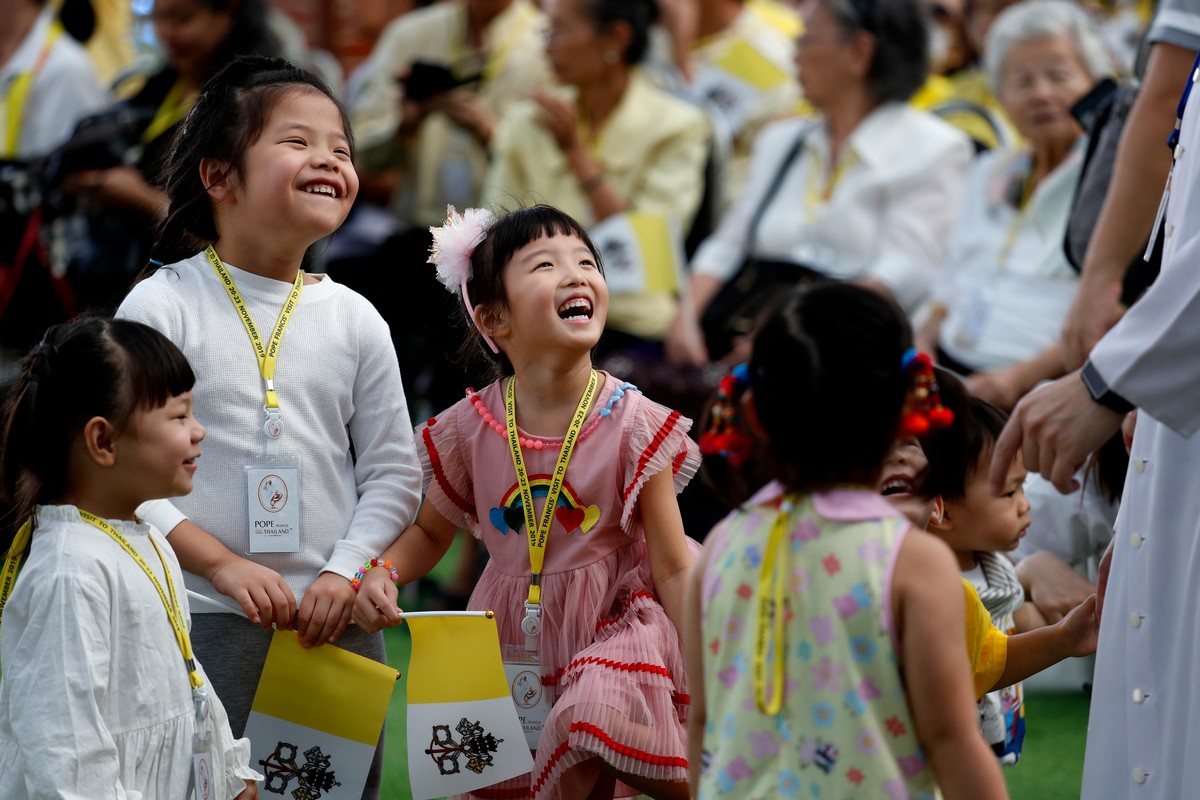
406 613 533 800
590 211 686 297
244 630 396 799
693 39 791 135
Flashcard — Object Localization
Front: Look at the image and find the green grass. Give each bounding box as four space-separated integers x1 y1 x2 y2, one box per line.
1005 692 1091 799
380 637 1090 800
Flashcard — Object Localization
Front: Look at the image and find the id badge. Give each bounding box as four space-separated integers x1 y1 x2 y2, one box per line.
502 644 551 750
246 457 301 553
192 691 215 800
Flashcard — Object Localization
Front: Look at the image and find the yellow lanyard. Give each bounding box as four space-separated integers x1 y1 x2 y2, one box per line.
3 20 63 158
754 496 792 714
141 78 195 145
78 510 205 690
206 244 303 418
804 146 858 221
0 511 203 691
996 166 1036 271
506 370 597 609
0 520 33 625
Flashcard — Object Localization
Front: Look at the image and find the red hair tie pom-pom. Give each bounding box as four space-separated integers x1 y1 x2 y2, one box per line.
899 349 953 439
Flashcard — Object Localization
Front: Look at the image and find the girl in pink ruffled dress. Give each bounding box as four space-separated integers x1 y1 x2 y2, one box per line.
353 205 699 800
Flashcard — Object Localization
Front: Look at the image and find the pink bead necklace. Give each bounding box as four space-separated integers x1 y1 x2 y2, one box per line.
466 380 635 450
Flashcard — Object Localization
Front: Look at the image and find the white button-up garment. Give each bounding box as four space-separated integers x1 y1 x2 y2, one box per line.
1081 59 1200 800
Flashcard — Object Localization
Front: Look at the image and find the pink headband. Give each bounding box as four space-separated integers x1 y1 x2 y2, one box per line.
428 206 499 354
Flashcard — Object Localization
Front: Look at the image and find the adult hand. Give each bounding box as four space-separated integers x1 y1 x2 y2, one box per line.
297 572 356 647
352 567 404 634
209 556 297 630
989 370 1125 495
1015 550 1097 625
1061 276 1125 372
530 89 581 154
966 365 1028 412
664 309 710 366
62 166 165 216
429 90 496 145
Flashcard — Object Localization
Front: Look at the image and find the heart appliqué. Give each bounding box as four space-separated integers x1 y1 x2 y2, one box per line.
490 505 528 535
555 504 602 533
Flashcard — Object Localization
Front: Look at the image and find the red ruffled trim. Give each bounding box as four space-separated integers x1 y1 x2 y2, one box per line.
623 410 682 502
594 589 659 633
671 448 687 476
531 722 687 796
423 422 473 516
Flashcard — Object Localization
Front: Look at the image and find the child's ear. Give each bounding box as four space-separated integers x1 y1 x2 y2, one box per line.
927 495 954 533
474 303 509 342
199 158 235 201
81 416 118 467
928 495 946 526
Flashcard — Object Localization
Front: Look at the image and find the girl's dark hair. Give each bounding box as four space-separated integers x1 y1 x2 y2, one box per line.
151 55 353 265
581 0 659 65
919 371 1008 500
0 318 195 551
748 282 913 493
826 0 930 102
458 204 603 379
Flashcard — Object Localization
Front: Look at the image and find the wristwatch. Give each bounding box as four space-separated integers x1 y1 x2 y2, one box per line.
1081 360 1134 414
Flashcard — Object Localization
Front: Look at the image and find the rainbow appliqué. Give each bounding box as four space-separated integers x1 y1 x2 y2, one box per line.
489 473 602 536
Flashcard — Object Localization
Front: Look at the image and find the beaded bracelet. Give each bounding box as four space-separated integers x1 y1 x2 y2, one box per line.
351 558 400 592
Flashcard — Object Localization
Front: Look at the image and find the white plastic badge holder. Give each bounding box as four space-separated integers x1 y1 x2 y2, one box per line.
501 644 551 750
192 689 214 800
246 457 301 553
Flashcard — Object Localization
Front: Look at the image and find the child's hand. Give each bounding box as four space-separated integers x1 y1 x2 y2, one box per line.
1057 593 1099 658
352 567 404 634
297 572 357 647
210 556 297 630
235 779 259 799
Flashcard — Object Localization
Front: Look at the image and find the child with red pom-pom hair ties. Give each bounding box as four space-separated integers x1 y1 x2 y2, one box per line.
684 282 1007 800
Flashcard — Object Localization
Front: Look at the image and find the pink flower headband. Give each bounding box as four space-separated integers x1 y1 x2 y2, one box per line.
428 206 499 354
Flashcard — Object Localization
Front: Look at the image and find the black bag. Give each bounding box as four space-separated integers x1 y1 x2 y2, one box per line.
700 124 826 358
1064 77 1162 307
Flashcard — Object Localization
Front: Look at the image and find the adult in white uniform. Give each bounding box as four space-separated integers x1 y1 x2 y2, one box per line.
990 48 1200 798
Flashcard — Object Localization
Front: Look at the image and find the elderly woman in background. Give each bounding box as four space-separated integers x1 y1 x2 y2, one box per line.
666 0 972 365
482 0 710 344
920 0 1111 410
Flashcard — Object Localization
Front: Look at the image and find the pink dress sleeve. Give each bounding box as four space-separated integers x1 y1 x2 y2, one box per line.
415 400 478 532
618 392 701 533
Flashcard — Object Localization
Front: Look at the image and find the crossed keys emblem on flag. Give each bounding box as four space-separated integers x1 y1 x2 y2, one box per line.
258 741 342 798
426 718 505 775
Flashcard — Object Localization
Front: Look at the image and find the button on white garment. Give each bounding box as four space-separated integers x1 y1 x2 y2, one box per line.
1131 533 1144 550
1130 612 1143 629
1133 768 1148 784
1133 688 1147 704
1134 458 1146 473
1167 222 1177 239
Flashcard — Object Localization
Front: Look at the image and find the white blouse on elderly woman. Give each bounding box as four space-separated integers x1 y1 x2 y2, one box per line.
934 141 1084 372
690 102 972 312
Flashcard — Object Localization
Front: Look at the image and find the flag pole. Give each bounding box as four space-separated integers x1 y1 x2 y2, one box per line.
399 610 495 619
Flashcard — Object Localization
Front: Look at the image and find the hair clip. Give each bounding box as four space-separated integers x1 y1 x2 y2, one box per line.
700 363 752 467
898 349 954 437
428 206 499 354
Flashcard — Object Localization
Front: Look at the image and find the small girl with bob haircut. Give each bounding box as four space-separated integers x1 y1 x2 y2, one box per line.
0 317 261 799
353 204 699 799
116 55 422 793
684 283 1007 799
